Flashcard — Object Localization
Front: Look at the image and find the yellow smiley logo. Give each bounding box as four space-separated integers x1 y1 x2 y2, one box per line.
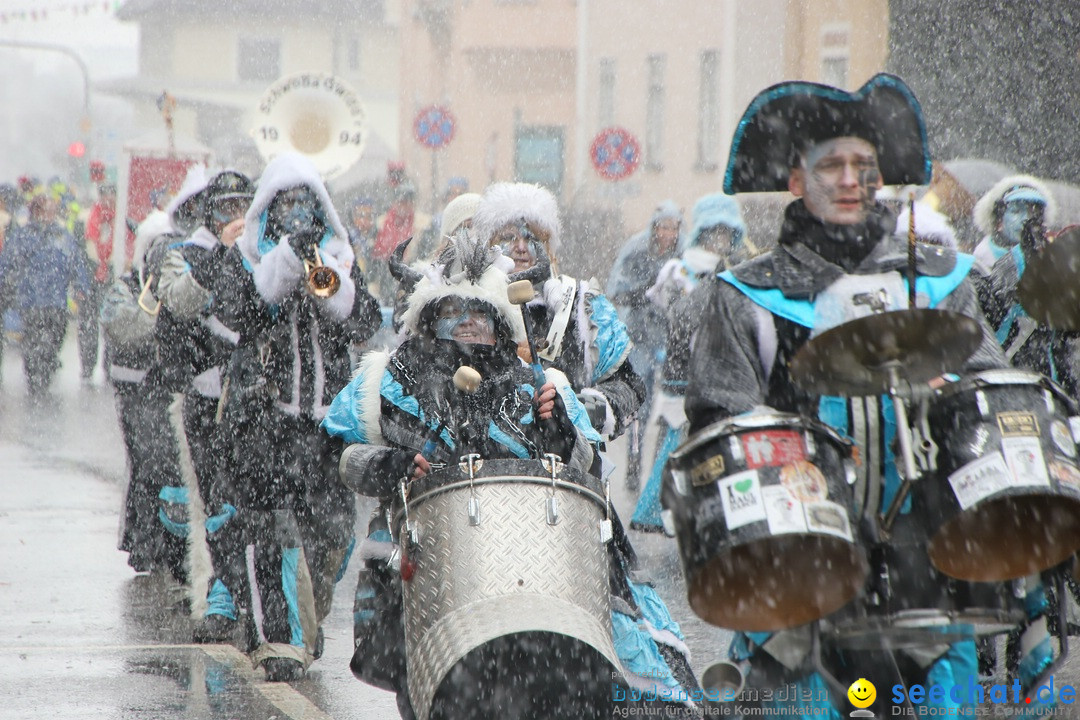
847 678 876 708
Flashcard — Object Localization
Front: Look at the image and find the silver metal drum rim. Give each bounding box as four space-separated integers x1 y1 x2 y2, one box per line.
395 475 607 524
406 593 624 720
672 414 852 460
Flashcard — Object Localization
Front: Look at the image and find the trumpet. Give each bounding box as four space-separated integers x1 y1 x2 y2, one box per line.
304 245 340 298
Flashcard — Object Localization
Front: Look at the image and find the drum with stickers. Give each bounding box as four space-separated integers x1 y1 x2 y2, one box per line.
918 369 1080 582
663 412 868 631
827 511 1025 649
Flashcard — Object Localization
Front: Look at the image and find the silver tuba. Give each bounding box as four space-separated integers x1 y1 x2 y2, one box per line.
250 72 368 180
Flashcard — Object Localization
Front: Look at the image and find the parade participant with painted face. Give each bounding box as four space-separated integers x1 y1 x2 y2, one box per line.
323 231 697 719
968 175 1069 696
473 182 645 448
213 152 380 682
683 74 1007 718
631 192 752 531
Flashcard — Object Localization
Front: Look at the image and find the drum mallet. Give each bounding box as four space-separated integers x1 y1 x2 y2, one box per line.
508 279 562 461
507 279 547 389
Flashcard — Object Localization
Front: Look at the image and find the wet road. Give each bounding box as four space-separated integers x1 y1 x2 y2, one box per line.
3 328 1077 719
0 330 727 720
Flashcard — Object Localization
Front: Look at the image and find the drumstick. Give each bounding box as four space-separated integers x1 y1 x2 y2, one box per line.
507 279 547 389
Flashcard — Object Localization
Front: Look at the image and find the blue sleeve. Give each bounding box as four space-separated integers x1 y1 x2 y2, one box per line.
322 369 379 444
588 293 633 382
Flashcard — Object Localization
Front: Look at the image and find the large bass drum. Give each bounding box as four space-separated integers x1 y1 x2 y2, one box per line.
918 370 1080 581
394 458 620 720
663 412 868 631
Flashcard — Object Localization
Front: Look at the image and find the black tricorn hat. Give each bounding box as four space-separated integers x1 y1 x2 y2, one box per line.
722 73 931 194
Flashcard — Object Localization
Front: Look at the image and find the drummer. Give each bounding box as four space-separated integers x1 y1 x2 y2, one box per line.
684 74 1008 716
970 176 1070 695
322 234 697 717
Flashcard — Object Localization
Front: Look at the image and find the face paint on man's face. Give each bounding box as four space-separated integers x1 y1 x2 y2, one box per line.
1001 200 1045 245
799 137 882 226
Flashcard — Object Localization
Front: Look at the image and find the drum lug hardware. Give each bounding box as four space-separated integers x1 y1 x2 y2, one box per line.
976 390 990 419
599 477 614 543
659 509 676 538
399 480 420 547
461 454 483 526
803 432 817 460
1044 389 1055 413
544 453 562 525
910 402 938 474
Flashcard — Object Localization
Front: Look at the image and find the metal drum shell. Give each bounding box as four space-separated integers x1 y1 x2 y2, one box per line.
921 370 1080 581
664 413 868 632
394 459 619 720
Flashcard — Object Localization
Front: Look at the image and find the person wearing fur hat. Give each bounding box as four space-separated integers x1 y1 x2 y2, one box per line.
474 182 645 449
606 200 682 489
968 176 1072 693
151 170 257 645
630 192 753 532
323 233 698 718
213 152 381 682
684 75 1008 717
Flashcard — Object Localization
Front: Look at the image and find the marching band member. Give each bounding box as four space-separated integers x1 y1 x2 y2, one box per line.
214 152 380 681
684 74 1007 718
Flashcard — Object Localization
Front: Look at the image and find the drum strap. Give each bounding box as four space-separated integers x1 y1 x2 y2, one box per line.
1004 314 1038 362
539 276 578 363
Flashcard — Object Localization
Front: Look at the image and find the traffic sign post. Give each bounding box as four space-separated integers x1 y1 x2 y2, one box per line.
590 127 641 181
414 105 457 213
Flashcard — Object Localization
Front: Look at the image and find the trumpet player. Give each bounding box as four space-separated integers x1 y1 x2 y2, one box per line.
215 152 381 682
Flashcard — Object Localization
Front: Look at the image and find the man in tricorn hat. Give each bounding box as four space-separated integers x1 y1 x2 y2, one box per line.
682 74 1008 716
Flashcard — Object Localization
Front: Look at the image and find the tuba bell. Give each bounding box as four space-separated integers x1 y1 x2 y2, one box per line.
251 72 368 180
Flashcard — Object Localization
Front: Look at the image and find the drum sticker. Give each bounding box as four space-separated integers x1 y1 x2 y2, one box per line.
718 471 767 530
948 452 1012 510
1000 437 1051 488
741 430 806 469
690 454 726 487
803 501 853 542
996 412 1039 437
761 484 807 535
1051 420 1077 457
1048 461 1080 494
779 461 829 502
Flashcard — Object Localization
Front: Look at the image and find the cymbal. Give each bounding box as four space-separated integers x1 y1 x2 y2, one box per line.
789 309 983 396
1017 227 1080 330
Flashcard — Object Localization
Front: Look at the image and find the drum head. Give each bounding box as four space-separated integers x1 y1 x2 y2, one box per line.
928 493 1080 582
687 534 867 632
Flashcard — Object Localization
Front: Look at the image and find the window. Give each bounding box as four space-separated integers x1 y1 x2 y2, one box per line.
238 37 281 83
820 24 850 88
597 57 616 129
696 50 721 171
645 54 666 171
514 125 564 193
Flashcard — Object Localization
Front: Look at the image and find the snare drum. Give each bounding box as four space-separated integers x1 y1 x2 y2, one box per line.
394 458 620 720
828 514 1025 649
919 370 1080 582
663 412 868 632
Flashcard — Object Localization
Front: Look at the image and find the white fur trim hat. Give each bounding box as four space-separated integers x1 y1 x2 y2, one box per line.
440 192 482 239
973 174 1056 235
399 265 527 344
473 182 561 253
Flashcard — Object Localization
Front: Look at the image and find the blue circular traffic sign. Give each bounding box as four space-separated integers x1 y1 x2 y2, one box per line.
414 106 456 149
590 127 641 181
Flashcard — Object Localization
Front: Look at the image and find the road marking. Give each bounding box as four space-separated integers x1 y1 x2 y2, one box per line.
7 643 335 720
